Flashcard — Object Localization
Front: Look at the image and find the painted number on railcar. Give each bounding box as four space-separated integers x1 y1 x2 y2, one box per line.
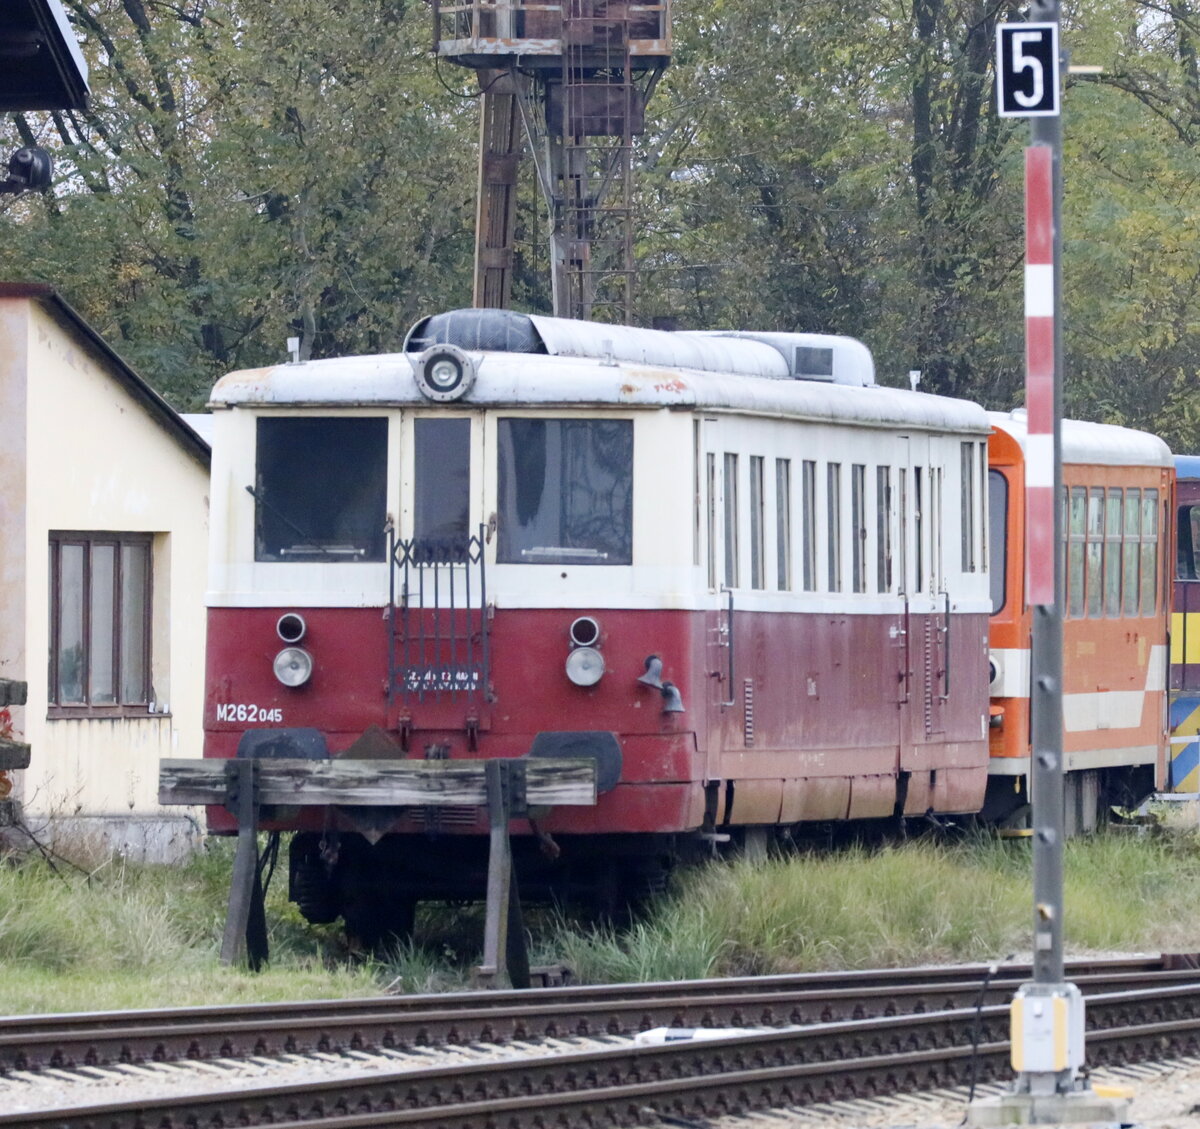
214 703 283 723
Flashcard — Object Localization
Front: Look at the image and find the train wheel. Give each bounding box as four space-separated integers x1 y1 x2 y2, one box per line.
344 895 417 955
288 832 339 925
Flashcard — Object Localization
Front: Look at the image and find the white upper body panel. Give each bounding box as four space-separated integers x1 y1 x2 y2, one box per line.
212 350 988 436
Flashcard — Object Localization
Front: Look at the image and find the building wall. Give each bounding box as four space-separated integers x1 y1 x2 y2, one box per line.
0 302 29 695
3 297 209 859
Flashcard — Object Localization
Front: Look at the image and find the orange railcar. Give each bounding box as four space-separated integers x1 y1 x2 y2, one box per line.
985 412 1173 831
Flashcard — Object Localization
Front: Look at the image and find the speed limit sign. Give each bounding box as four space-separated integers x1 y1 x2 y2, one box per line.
996 23 1060 117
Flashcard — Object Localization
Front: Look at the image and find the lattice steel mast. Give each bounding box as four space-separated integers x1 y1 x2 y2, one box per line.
432 2 671 322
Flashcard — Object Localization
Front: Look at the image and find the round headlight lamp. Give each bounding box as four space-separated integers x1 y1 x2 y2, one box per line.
414 344 476 402
565 646 605 687
274 646 313 688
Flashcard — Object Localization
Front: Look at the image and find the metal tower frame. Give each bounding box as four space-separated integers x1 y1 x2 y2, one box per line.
433 1 671 323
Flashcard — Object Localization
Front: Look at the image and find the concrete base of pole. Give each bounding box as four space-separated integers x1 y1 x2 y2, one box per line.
966 1087 1130 1126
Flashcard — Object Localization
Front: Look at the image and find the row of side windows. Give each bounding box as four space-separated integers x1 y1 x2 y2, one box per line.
704 439 988 595
1064 486 1160 618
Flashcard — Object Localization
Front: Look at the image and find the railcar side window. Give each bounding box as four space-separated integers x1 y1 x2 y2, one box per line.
706 453 717 587
1104 489 1122 616
827 463 842 592
750 456 765 589
1141 490 1159 614
724 453 740 586
1067 486 1086 618
1123 488 1141 617
988 470 1008 612
1178 505 1200 580
979 444 988 570
776 459 792 591
254 417 387 562
1086 488 1104 617
497 418 633 565
961 443 976 572
851 464 867 593
876 466 892 593
801 460 816 591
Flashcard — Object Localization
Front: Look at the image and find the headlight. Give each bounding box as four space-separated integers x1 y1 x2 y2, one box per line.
565 646 605 687
414 344 476 402
273 647 313 688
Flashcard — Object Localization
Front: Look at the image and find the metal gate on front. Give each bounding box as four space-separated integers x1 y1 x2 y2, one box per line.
388 526 490 704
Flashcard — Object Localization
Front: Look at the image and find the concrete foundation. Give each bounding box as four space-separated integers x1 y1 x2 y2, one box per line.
2 810 203 864
967 1088 1131 1126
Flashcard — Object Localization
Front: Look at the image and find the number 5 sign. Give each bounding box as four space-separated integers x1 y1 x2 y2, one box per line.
996 23 1060 117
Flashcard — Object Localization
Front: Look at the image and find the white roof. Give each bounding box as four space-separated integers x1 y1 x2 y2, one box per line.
211 350 989 435
989 409 1173 467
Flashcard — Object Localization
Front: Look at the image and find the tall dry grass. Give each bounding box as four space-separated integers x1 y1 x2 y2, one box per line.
2 824 1197 1010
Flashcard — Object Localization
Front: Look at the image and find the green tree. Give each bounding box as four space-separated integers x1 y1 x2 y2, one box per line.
1 1 477 408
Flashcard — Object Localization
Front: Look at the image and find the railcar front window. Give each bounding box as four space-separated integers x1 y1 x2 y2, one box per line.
414 418 471 553
497 418 633 565
254 417 387 562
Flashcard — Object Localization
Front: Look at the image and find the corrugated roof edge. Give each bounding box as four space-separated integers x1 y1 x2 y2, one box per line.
0 282 210 467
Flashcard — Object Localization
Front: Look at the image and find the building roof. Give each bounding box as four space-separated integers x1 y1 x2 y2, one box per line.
0 282 210 467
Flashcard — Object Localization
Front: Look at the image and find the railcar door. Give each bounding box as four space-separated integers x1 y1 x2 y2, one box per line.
896 436 951 804
1171 489 1200 789
387 412 492 735
701 419 738 785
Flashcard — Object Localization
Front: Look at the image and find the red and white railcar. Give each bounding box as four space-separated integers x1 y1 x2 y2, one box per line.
202 309 992 938
985 412 1173 832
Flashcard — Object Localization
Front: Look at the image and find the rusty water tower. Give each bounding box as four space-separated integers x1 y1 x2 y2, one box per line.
431 1 671 323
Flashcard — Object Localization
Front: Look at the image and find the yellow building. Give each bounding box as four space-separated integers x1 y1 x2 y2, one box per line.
0 282 209 860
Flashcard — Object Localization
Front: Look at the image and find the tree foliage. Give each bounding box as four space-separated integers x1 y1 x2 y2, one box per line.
1 0 1198 444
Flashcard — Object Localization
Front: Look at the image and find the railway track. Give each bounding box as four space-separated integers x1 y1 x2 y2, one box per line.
0 954 1192 1074
4 971 1200 1128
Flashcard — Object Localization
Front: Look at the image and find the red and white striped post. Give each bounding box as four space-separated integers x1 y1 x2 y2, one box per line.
1024 144 1056 608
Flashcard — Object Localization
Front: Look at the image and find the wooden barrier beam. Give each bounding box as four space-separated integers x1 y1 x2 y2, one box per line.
0 737 30 771
159 757 597 808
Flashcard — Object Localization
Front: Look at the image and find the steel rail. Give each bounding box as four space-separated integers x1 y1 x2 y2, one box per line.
0 955 1188 1074
4 981 1200 1129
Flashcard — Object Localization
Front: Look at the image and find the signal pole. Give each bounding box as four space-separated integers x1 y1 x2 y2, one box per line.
970 2 1130 1123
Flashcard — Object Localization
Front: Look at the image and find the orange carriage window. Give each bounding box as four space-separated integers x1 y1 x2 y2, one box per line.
1087 488 1104 617
1123 488 1141 617
1105 489 1123 616
1141 489 1159 614
1068 486 1086 618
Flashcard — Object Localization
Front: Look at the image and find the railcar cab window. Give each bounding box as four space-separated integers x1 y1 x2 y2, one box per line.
497 418 632 565
414 418 471 555
254 417 387 562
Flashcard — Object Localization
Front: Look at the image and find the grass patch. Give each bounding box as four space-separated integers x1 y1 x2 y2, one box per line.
549 828 1200 983
2 824 1197 1011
